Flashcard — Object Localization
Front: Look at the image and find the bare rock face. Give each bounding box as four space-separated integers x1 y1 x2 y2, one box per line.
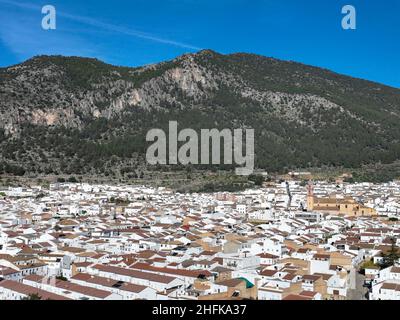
2 50 397 136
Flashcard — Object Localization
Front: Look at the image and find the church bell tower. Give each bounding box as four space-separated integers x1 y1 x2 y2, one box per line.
307 181 314 211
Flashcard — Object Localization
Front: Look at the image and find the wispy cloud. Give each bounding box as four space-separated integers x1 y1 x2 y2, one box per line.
60 12 202 51
0 0 202 50
0 1 100 61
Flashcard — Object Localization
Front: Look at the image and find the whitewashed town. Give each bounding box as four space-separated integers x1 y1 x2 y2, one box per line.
0 178 400 301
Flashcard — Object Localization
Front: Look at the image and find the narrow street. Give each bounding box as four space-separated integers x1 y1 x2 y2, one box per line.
285 182 292 209
347 268 368 300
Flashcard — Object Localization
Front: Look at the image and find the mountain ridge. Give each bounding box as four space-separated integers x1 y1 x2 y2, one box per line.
4 49 398 90
1 50 400 179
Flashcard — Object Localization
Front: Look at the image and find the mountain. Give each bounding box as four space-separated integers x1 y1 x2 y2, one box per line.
1 49 400 180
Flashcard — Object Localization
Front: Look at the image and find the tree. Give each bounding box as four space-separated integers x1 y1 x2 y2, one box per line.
22 293 42 300
359 260 379 274
248 174 264 186
68 176 78 183
56 275 68 281
299 180 308 187
379 238 400 268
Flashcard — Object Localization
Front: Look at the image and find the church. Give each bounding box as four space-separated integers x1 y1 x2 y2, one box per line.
306 183 377 217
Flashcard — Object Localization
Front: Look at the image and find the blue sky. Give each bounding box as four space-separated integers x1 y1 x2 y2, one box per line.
0 0 399 87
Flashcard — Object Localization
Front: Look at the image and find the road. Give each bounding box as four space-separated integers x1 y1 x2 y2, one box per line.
347 268 368 300
285 182 292 209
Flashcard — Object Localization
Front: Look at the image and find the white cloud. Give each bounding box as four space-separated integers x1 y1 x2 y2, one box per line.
0 0 201 52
